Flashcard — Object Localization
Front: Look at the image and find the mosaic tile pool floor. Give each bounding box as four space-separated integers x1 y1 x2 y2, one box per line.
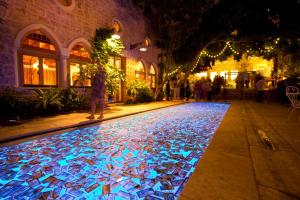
0 102 229 200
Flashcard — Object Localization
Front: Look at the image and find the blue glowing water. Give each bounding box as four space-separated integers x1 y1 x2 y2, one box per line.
0 102 229 199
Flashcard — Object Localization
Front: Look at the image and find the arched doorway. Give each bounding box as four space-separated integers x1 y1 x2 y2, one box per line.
19 30 59 86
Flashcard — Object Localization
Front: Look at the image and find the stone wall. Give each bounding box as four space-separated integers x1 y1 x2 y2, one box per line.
0 0 160 87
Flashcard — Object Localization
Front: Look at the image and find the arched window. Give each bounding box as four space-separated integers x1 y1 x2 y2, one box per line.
69 44 91 87
135 61 145 80
148 65 156 90
20 30 58 86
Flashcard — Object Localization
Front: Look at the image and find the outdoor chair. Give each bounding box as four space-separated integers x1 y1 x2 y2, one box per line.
286 86 300 121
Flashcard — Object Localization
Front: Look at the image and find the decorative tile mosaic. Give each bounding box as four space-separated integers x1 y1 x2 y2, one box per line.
0 102 229 199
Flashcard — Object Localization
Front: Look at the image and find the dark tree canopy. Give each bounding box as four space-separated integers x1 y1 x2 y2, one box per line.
132 0 300 69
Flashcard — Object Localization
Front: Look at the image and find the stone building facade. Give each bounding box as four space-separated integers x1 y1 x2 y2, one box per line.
0 0 160 101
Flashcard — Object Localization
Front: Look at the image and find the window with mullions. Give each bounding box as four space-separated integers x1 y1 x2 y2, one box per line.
109 56 121 68
135 61 145 80
20 31 58 86
148 65 156 90
69 44 91 87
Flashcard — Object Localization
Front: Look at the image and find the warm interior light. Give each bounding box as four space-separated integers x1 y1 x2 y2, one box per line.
111 34 120 39
139 47 147 52
231 70 238 80
32 60 39 69
210 72 217 80
196 72 207 78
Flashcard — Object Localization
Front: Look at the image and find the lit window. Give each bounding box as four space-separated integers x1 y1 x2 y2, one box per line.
22 31 56 52
70 45 90 59
43 58 57 85
20 31 58 86
135 61 145 80
23 55 39 85
69 44 91 87
148 65 156 90
70 63 90 87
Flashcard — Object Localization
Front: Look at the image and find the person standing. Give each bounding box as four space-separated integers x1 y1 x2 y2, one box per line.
87 65 106 119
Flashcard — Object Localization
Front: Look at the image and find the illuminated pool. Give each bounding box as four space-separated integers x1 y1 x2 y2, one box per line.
0 102 229 199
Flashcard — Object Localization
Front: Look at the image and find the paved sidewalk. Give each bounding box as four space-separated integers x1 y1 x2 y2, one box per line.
0 101 183 143
180 101 300 200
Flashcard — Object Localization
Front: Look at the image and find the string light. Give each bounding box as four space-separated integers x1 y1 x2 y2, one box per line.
167 65 182 77
176 38 281 74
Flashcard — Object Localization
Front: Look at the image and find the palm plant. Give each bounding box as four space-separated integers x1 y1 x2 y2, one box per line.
33 88 63 111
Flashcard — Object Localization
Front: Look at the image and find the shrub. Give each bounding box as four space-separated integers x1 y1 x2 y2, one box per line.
33 88 63 113
126 80 154 103
61 87 82 111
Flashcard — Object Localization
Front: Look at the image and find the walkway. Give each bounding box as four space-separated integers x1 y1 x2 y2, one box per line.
1 100 300 199
180 101 300 200
0 101 183 144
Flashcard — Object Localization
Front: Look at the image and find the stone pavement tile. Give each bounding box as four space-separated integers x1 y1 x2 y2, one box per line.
208 130 250 157
272 125 300 154
245 105 292 151
179 195 193 200
258 185 299 200
243 116 261 147
217 117 245 132
250 146 300 198
181 150 259 200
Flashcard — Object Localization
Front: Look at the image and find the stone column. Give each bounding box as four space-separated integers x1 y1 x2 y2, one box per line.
60 48 69 88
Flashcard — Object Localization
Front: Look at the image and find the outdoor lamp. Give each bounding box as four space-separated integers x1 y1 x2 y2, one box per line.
130 38 151 52
139 47 147 52
112 20 121 39
111 33 120 39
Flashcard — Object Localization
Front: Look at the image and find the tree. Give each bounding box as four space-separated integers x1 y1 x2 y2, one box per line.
132 0 300 91
131 0 217 99
175 0 300 75
80 28 125 96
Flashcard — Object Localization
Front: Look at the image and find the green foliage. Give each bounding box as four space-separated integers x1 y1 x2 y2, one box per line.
79 28 125 96
92 28 124 65
34 88 89 112
81 63 125 96
126 80 154 103
60 88 86 110
33 88 63 111
0 87 89 121
105 64 125 96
